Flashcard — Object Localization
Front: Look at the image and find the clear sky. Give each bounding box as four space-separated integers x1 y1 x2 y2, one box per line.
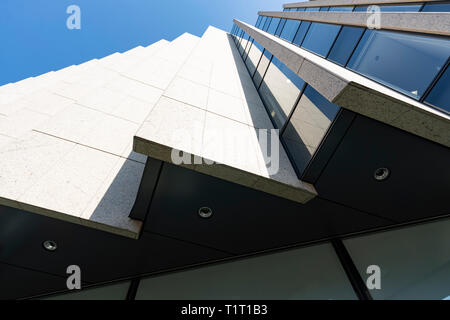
0 0 289 86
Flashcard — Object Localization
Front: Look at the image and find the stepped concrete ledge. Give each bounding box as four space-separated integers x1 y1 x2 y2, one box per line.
235 20 450 148
133 26 317 204
0 33 206 239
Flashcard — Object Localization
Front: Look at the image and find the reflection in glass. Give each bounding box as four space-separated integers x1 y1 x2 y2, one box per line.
246 40 265 77
293 21 311 46
275 19 287 37
301 22 341 57
243 37 253 61
425 65 450 113
135 243 357 300
329 6 354 11
353 4 422 12
267 17 281 35
344 218 450 300
280 18 301 43
347 30 450 99
263 17 273 31
422 3 450 12
259 56 305 129
253 49 273 89
233 27 241 44
282 86 340 175
255 16 263 28
239 34 250 56
259 16 267 30
328 26 365 66
353 6 368 12
378 4 422 12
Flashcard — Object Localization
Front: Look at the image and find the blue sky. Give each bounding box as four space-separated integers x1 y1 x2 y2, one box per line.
0 0 289 86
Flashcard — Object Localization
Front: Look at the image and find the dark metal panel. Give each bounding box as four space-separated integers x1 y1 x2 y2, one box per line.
0 262 69 300
315 115 450 222
129 157 163 221
0 205 230 286
144 163 392 255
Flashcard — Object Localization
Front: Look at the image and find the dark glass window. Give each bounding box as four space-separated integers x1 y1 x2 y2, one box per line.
379 4 422 12
246 40 264 77
237 31 246 52
280 19 301 42
255 16 263 28
297 8 306 12
234 29 242 44
275 19 287 37
344 218 450 300
301 22 341 57
353 6 368 12
259 56 306 129
282 85 340 175
329 6 354 11
239 34 250 56
243 37 253 61
328 26 365 66
259 16 267 30
135 243 357 300
305 8 320 11
320 7 330 11
267 17 281 35
421 2 450 12
354 4 422 12
263 17 272 31
293 21 311 46
237 30 244 44
253 49 273 89
425 64 450 113
347 30 450 99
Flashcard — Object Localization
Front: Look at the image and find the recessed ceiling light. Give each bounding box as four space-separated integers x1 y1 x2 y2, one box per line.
42 240 58 252
198 207 213 219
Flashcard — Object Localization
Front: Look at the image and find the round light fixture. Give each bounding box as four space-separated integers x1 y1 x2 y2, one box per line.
198 207 213 219
374 168 390 181
42 240 58 252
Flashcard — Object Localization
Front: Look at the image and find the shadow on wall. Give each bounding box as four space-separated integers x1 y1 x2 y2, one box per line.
83 153 145 234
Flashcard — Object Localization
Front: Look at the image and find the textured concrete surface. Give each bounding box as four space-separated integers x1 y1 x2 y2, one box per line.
235 20 450 148
259 11 450 36
0 25 317 238
0 35 202 238
134 26 317 204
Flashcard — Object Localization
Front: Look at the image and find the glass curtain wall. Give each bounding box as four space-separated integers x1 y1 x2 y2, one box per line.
39 216 450 300
250 11 450 113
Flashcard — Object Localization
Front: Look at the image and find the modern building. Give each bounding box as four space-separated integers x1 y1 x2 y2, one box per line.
0 0 449 300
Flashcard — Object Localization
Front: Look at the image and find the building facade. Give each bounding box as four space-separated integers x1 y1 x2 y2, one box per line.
0 0 449 300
